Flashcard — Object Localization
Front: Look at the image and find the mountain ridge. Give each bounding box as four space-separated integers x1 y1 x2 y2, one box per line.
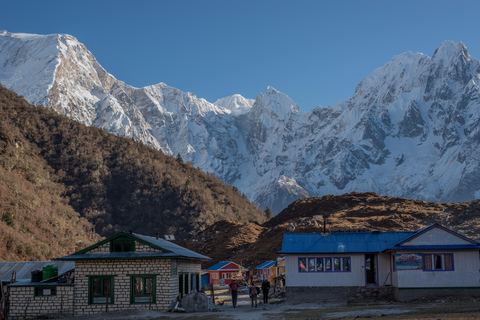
1 31 480 213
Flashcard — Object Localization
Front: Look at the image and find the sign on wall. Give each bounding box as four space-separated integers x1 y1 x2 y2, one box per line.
395 253 422 270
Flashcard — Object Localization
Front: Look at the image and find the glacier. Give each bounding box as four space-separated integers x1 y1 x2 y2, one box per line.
1 31 480 214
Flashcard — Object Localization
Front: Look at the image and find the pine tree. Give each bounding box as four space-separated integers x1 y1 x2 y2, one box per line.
176 153 184 164
264 207 273 220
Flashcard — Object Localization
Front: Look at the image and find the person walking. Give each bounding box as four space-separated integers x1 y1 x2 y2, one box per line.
229 279 238 308
249 282 258 307
261 280 270 304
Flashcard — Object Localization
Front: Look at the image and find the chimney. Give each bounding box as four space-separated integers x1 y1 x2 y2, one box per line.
156 232 159 240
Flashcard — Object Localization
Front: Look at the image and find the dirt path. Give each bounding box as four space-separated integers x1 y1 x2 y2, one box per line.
52 292 480 320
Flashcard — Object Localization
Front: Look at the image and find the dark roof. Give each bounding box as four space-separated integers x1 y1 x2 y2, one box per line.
58 232 210 261
278 231 415 254
0 261 74 282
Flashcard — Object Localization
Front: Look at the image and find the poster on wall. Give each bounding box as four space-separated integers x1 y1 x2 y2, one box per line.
395 253 422 270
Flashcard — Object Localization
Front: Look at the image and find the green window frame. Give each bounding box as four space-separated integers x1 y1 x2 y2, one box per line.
130 274 156 304
88 275 115 304
110 237 135 252
34 286 56 297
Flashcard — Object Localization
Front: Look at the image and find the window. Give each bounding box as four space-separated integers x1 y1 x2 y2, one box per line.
34 286 56 297
423 253 454 271
191 273 200 292
343 257 351 272
325 258 332 271
130 275 156 304
333 258 341 271
316 258 324 271
308 258 315 272
298 257 351 272
299 258 307 272
89 276 114 304
110 237 135 252
435 255 442 270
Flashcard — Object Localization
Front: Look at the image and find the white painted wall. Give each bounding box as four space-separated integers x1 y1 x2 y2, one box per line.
396 251 480 288
285 253 392 287
403 228 472 246
377 253 393 286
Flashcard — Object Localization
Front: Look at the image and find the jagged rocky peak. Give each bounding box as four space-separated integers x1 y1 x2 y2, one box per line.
2 32 480 214
252 86 300 121
214 94 254 115
432 40 471 63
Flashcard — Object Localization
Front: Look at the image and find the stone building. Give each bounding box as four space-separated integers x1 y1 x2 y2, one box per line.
6 231 209 319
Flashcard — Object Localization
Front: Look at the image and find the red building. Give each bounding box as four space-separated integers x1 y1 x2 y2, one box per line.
206 261 246 285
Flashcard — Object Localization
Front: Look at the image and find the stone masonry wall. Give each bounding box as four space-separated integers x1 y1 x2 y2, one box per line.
74 259 201 316
8 285 74 320
87 241 160 253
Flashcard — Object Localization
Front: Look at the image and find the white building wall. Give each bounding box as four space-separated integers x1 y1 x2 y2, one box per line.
285 254 366 287
404 229 472 246
377 253 393 286
396 251 480 288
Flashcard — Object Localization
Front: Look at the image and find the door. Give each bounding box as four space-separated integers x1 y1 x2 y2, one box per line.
365 254 378 285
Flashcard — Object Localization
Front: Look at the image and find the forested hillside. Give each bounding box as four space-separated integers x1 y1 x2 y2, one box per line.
0 85 265 260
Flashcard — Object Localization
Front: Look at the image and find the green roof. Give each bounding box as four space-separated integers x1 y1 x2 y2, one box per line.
57 232 210 261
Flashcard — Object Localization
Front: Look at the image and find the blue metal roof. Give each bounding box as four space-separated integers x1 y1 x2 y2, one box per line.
256 261 276 269
278 231 416 254
206 261 245 271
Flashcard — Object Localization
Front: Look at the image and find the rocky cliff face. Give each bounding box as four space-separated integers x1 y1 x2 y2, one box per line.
2 31 480 213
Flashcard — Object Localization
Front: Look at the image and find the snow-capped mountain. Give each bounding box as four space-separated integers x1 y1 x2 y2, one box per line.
1 31 480 214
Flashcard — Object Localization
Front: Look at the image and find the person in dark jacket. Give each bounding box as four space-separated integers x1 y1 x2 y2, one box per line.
261 280 271 304
229 279 238 308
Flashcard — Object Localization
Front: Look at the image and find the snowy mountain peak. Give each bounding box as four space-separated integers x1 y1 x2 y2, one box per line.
432 40 471 63
214 94 254 115
253 86 300 121
2 32 480 215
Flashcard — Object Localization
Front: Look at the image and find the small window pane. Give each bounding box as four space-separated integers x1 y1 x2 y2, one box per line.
435 255 442 269
308 258 315 271
93 278 102 295
316 258 324 272
134 277 143 294
333 258 341 271
145 278 153 294
299 258 307 272
123 241 133 252
444 254 453 270
325 258 332 271
424 255 433 270
343 258 351 271
114 242 122 252
103 279 111 295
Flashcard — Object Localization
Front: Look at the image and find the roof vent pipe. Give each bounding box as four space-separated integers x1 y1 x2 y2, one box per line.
156 232 159 240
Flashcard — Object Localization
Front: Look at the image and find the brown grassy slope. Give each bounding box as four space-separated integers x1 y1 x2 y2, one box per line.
183 192 480 269
0 85 265 259
0 90 101 261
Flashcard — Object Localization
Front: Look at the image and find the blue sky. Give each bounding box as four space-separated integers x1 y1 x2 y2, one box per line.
1 0 479 111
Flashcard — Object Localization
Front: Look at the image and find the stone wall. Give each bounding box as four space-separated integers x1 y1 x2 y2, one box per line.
74 258 201 316
8 285 73 320
287 286 395 303
395 287 480 302
87 241 160 253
